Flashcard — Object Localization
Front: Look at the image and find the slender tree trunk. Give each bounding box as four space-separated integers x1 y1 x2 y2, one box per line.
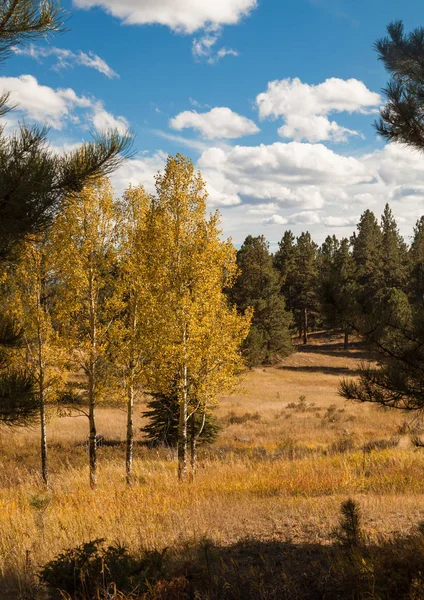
88 262 97 489
40 384 48 487
126 369 134 485
190 409 206 480
177 364 188 482
126 302 137 485
36 299 49 488
303 308 308 345
190 414 196 480
344 331 349 350
88 368 97 489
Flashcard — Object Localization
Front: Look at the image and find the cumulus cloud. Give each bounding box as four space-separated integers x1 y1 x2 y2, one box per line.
0 74 128 133
263 211 321 226
73 0 257 33
262 214 288 226
322 215 358 227
0 75 90 129
91 105 129 135
256 77 381 143
263 212 358 228
198 141 372 207
13 45 118 78
170 107 259 139
73 0 255 62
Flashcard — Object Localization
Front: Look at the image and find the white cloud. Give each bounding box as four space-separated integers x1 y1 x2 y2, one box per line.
256 77 381 143
0 75 90 129
74 0 254 62
248 202 280 215
215 47 239 61
191 29 239 64
322 215 357 227
73 0 258 34
263 211 321 226
0 74 128 133
198 141 372 207
111 151 168 197
277 114 359 143
92 105 129 135
262 214 288 226
13 45 118 78
170 107 259 139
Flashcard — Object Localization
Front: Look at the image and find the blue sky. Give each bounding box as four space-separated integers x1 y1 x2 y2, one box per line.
4 0 424 246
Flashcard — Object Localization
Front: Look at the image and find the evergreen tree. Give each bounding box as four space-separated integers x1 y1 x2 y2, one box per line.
273 230 297 313
375 21 424 150
340 21 424 416
292 232 319 344
351 210 384 316
141 388 220 448
409 217 424 303
231 235 292 366
319 237 357 349
380 203 408 290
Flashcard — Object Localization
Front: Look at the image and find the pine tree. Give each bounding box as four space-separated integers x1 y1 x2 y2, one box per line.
273 230 298 314
340 23 424 416
231 235 292 366
50 178 120 489
375 21 424 150
292 232 319 344
409 217 424 303
319 237 357 349
141 387 220 448
380 204 408 290
351 210 384 316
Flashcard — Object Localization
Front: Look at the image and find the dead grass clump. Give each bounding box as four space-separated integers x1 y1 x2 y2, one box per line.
362 439 399 453
222 411 262 425
329 437 356 455
286 395 320 413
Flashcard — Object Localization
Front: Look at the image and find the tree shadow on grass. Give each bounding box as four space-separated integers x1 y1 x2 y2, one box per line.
3 530 424 599
168 533 424 600
295 342 371 361
278 365 362 376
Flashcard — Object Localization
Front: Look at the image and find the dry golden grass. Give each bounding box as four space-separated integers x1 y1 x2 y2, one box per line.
1 333 424 597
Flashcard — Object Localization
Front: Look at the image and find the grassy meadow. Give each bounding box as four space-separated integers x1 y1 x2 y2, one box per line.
2 332 424 599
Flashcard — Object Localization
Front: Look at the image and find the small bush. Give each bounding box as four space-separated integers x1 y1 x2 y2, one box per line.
40 539 165 599
223 411 262 425
362 438 398 453
329 437 355 455
333 499 363 548
286 396 319 413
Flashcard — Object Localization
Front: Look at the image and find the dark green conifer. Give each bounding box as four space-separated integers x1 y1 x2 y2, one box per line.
230 235 293 366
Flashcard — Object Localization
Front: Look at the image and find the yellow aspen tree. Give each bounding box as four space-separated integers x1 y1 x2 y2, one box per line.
7 234 65 487
110 185 152 485
49 178 119 489
142 155 252 481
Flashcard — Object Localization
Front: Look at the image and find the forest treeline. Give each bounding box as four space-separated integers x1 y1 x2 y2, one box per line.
231 204 423 363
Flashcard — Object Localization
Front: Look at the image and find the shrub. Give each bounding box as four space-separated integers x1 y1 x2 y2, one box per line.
223 411 262 425
333 499 363 548
141 390 220 448
40 539 165 599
